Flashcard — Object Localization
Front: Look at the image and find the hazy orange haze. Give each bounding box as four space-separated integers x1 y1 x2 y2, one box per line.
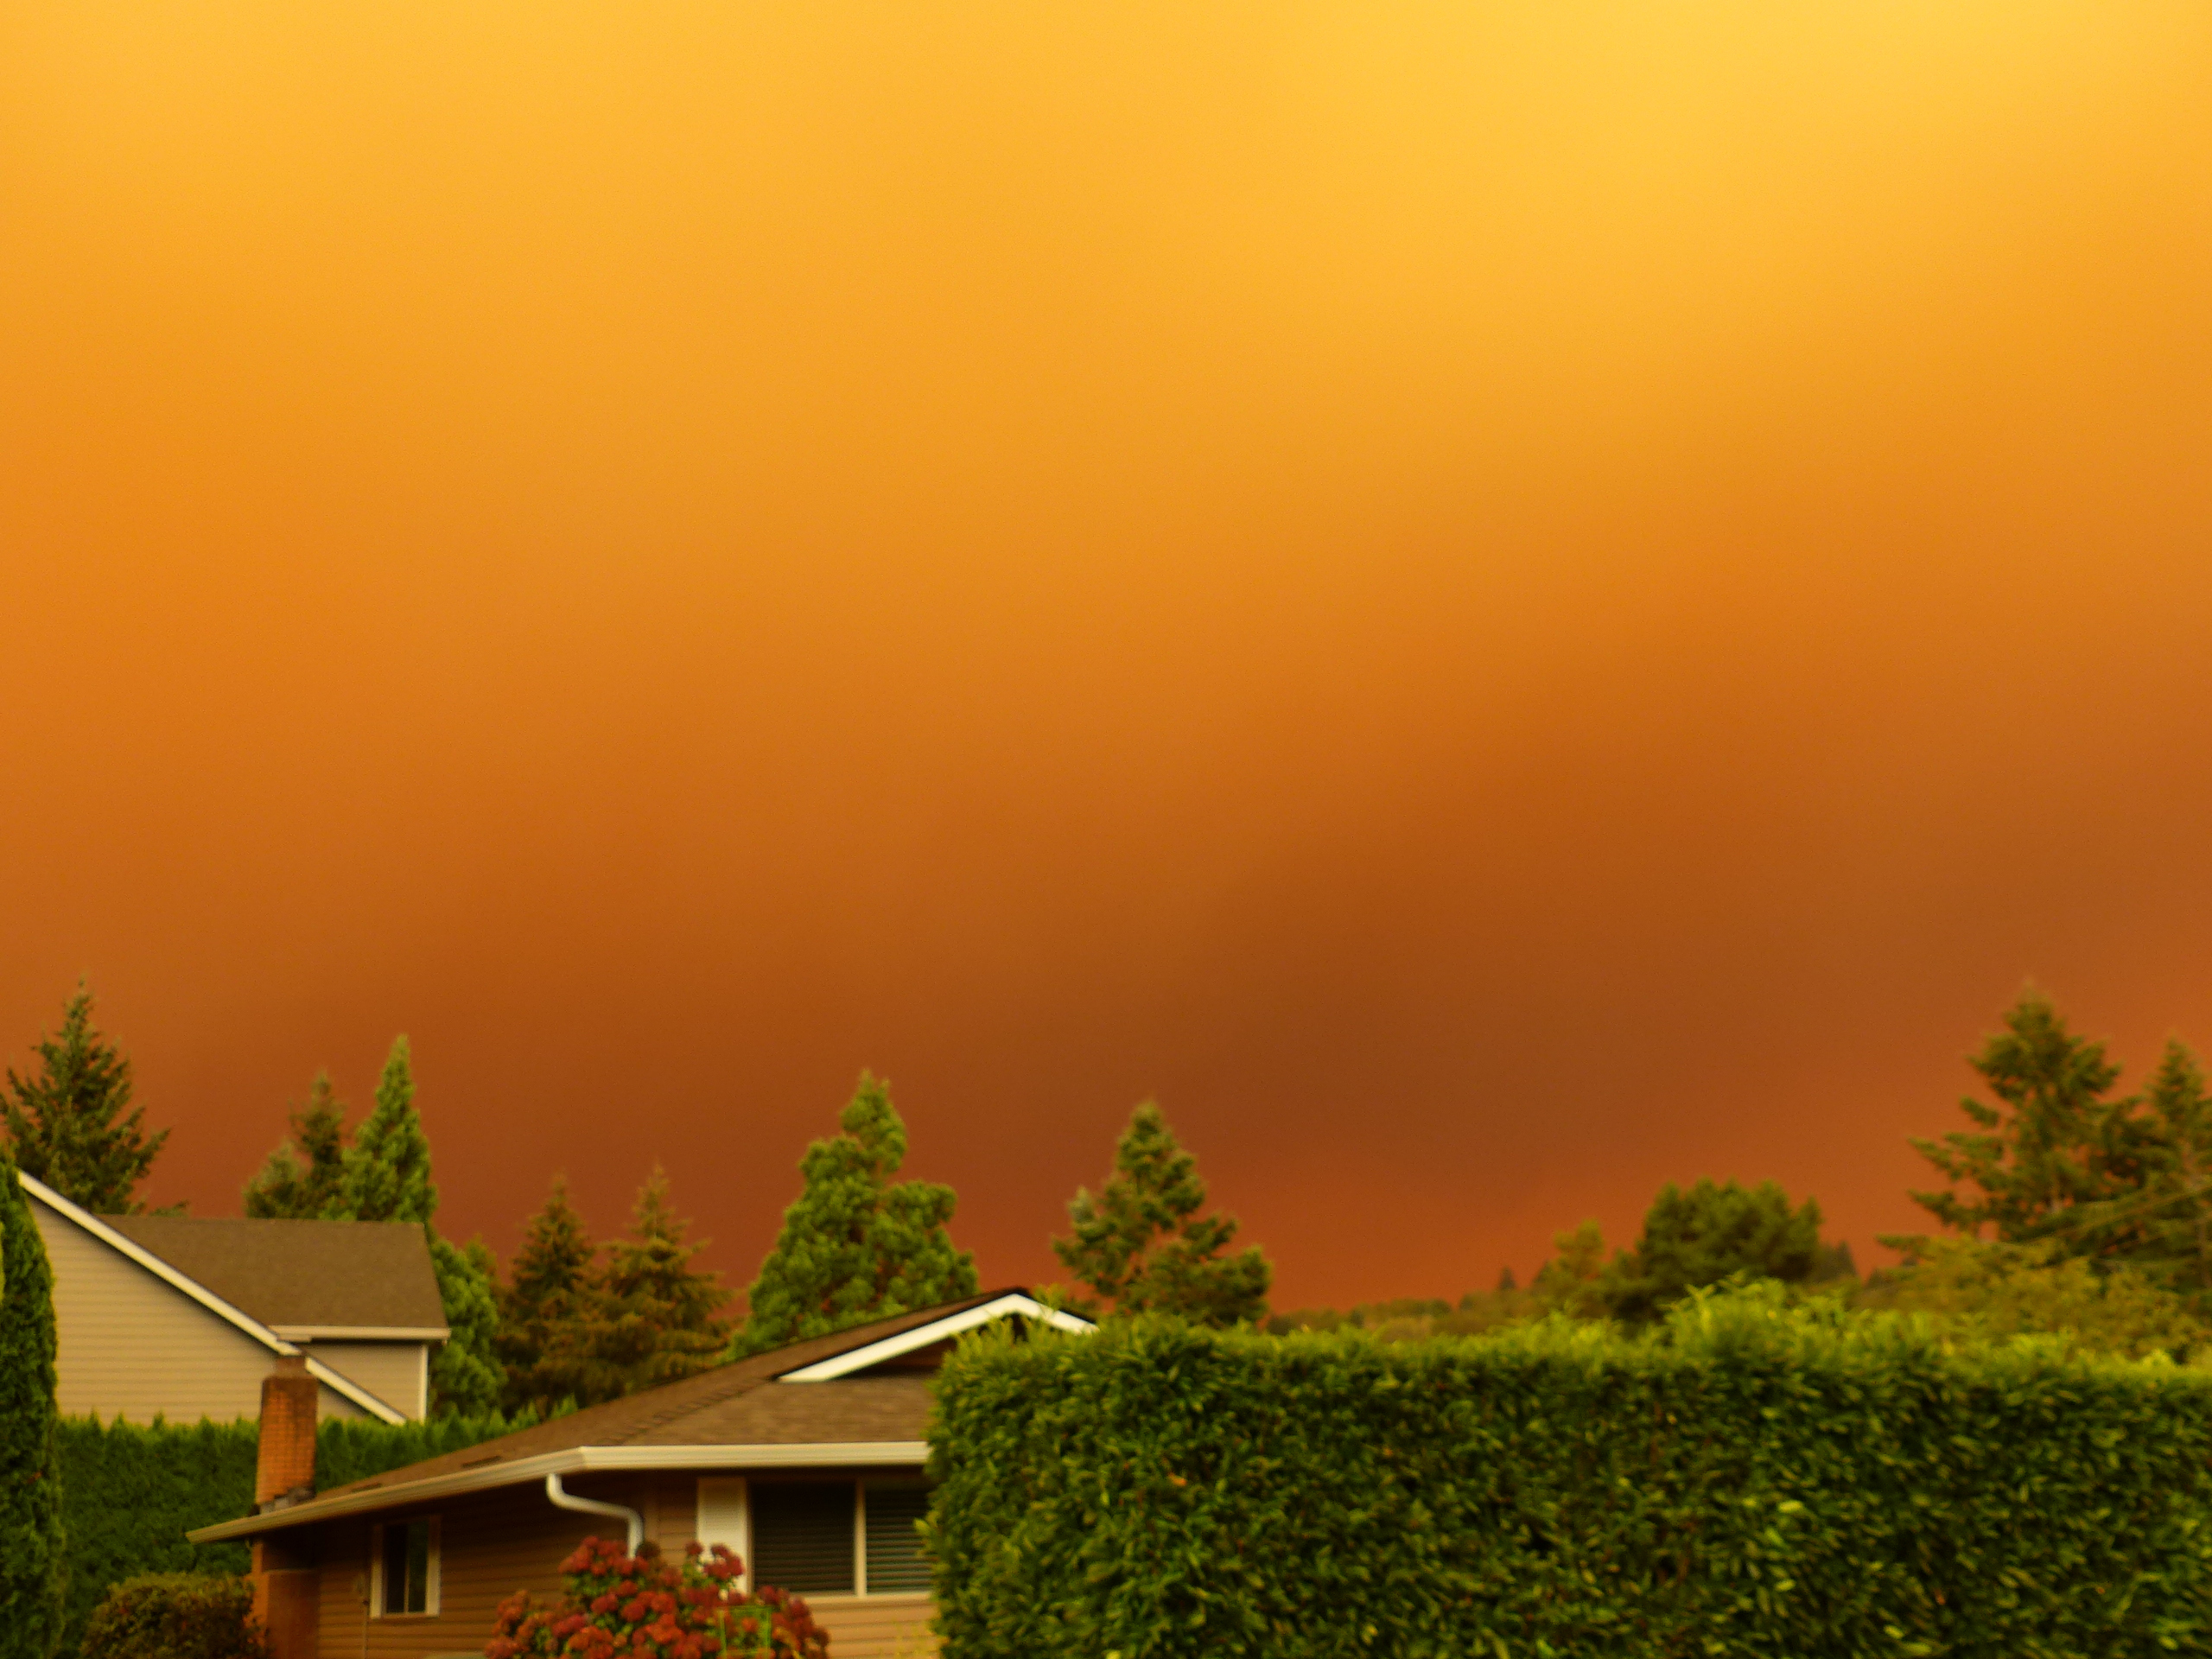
5 3 2212 1306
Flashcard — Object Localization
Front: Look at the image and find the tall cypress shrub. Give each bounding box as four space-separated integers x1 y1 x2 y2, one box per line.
0 1150 68 1655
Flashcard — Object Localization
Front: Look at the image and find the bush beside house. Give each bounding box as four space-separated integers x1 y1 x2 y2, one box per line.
486 1537 829 1659
928 1287 2212 1659
80 1574 265 1659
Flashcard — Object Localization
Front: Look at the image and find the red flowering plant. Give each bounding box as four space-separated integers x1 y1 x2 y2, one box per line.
485 1537 830 1659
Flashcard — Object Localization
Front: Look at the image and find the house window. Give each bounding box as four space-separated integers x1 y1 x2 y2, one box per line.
861 1482 931 1592
373 1517 439 1616
749 1482 855 1595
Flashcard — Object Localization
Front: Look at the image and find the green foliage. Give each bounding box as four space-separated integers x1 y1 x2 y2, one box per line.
80 1573 264 1659
497 1176 601 1416
1526 1217 1611 1317
429 1236 505 1416
1602 1178 1825 1323
240 1071 348 1220
591 1167 732 1395
1905 989 2137 1249
928 1286 2212 1659
1 1145 69 1656
336 1037 437 1225
1051 1102 1270 1326
1859 1236 2209 1359
3 982 168 1214
56 1411 524 1654
732 1074 977 1358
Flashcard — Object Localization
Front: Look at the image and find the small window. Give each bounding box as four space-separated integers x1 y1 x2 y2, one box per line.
862 1483 932 1592
375 1518 439 1616
750 1482 855 1595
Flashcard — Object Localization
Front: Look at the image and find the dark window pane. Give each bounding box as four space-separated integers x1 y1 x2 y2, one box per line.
751 1483 855 1595
382 1520 430 1614
863 1484 932 1592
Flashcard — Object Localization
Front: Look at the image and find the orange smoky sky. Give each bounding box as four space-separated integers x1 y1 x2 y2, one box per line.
4 2 2212 1308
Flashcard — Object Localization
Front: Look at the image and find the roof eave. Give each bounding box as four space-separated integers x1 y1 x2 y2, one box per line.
183 1440 931 1543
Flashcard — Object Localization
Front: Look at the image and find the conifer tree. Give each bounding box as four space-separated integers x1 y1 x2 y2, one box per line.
732 1074 977 1357
0 1141 68 1652
3 982 167 1213
321 1037 502 1414
1902 990 2135 1249
1052 1101 1271 1326
496 1177 601 1417
241 1071 349 1219
594 1167 732 1394
1599 1179 1825 1324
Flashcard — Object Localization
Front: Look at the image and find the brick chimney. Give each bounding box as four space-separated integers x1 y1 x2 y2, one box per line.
251 1356 320 1659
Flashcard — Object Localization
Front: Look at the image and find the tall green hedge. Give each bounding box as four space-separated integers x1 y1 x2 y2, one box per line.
0 1144 68 1656
926 1287 2212 1658
57 1411 519 1656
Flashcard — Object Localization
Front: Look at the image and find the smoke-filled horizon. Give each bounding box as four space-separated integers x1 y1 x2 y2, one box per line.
6 2 2212 1306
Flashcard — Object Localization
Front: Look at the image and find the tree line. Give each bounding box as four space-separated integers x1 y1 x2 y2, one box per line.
1 985 1272 1418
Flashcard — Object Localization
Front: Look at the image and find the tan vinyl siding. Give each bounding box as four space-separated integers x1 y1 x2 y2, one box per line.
307 1341 428 1421
304 1470 938 1659
31 1193 371 1423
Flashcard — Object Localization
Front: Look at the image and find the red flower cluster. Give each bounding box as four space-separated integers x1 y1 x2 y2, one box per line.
485 1538 829 1659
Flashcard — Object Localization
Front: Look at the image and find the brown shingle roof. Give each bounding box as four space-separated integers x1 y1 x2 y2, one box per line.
313 1291 1014 1504
103 1215 448 1332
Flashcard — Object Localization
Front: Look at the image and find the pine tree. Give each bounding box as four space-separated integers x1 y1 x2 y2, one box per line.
1599 1179 1825 1323
336 1039 437 1224
594 1167 732 1394
733 1074 977 1357
496 1177 603 1417
1900 990 2135 1250
3 982 167 1213
0 1142 68 1652
241 1071 349 1219
320 1036 502 1414
1052 1101 1271 1326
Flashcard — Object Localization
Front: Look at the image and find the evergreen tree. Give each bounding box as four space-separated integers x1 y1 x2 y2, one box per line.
241 1071 349 1219
594 1168 732 1394
1900 990 2135 1249
496 1177 601 1417
1600 1179 1825 1323
429 1237 504 1416
3 983 167 1214
732 1074 977 1357
2070 1040 2212 1298
335 1039 437 1224
1528 1219 1612 1318
1052 1101 1271 1326
0 1141 68 1653
319 1036 502 1414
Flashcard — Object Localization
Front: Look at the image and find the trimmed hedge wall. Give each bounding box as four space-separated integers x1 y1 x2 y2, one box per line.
926 1289 2212 1658
57 1412 518 1656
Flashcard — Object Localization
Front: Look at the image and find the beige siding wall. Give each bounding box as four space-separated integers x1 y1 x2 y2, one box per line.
307 1471 938 1659
307 1341 426 1421
31 1194 370 1423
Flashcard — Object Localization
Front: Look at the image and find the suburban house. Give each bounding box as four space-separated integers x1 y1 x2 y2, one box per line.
189 1290 1094 1659
22 1171 448 1424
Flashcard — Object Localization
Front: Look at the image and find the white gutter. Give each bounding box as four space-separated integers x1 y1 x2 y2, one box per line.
185 1441 930 1543
17 1173 406 1425
545 1473 643 1554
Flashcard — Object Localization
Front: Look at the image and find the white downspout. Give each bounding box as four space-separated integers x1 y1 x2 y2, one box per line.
544 1472 644 1554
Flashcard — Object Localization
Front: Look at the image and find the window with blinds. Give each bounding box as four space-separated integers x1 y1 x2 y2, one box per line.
862 1483 932 1592
750 1482 856 1595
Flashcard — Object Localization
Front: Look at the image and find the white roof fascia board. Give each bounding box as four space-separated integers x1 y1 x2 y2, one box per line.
775 1293 1095 1382
18 1173 409 1427
303 1357 406 1426
272 1325 451 1343
184 1440 930 1543
18 1173 302 1357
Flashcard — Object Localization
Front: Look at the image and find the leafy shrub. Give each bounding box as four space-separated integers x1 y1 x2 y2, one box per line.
929 1283 2212 1659
80 1573 266 1659
486 1537 828 1659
